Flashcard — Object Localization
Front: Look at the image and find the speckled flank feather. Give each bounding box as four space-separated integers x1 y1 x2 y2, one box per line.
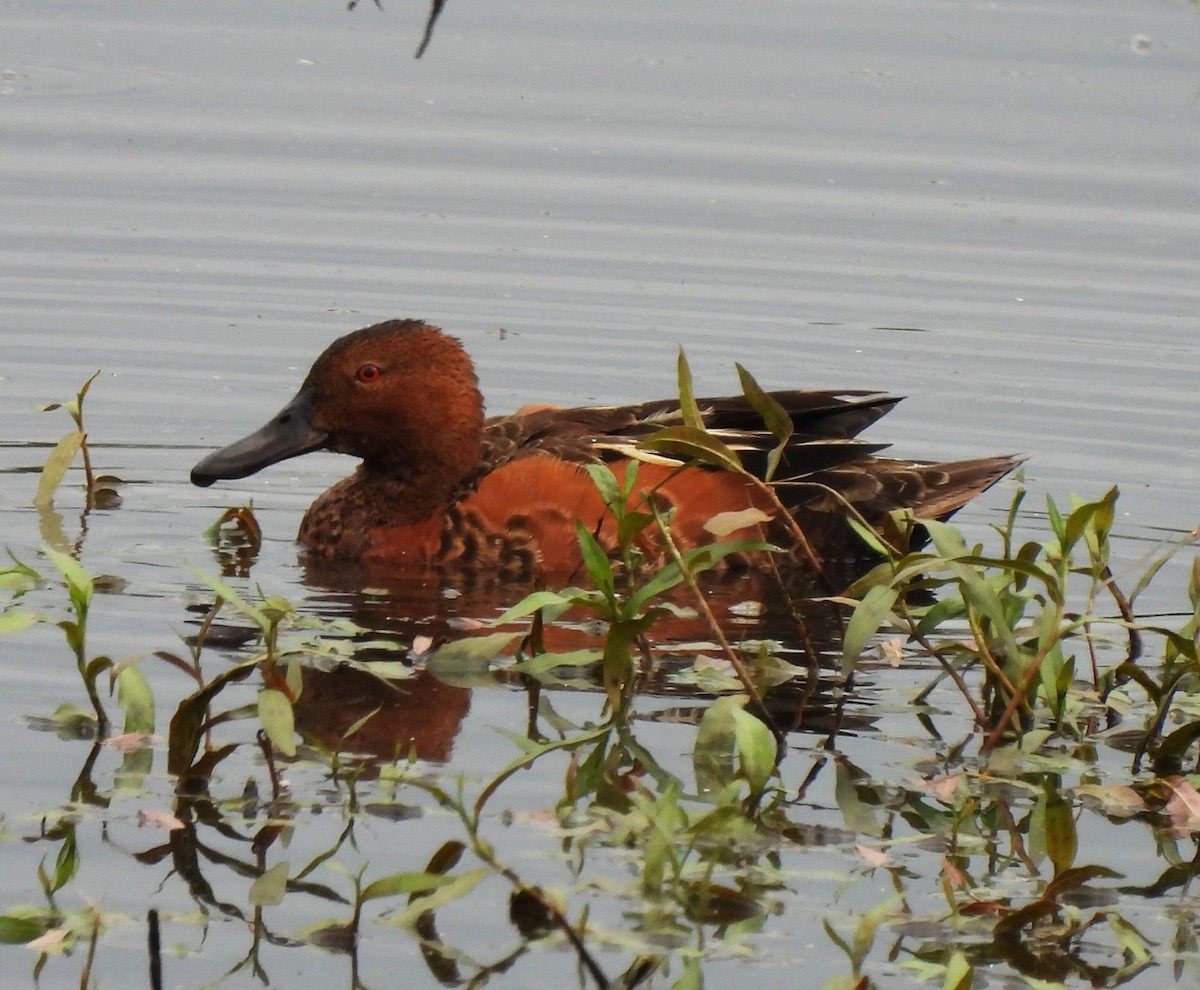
192 320 1020 581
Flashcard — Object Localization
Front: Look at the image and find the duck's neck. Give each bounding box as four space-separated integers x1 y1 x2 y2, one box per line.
297 438 484 561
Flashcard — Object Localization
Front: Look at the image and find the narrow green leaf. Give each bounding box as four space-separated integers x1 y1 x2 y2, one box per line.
387 869 490 929
584 462 622 507
736 363 793 482
576 520 615 598
510 648 604 676
50 826 78 894
640 425 743 473
1106 912 1152 963
257 689 297 757
361 871 455 903
676 348 703 430
942 950 973 990
1042 790 1077 876
493 589 582 626
188 567 267 632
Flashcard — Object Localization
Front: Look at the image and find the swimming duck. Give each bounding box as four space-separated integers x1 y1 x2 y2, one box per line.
191 320 1018 580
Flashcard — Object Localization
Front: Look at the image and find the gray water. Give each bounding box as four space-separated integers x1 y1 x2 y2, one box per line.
2 0 1198 986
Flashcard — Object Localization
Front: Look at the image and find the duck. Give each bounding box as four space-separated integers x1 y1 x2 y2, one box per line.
191 319 1018 581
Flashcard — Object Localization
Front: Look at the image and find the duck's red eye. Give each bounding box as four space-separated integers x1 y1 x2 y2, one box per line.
356 364 381 384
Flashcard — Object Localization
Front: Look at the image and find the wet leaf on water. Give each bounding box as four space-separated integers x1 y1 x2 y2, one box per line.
703 507 773 538
248 861 289 907
1163 776 1200 833
856 844 889 868
1074 783 1146 819
424 631 521 684
510 648 603 677
136 809 185 831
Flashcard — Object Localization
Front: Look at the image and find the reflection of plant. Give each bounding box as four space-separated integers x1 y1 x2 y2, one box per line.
0 553 41 638
40 546 152 740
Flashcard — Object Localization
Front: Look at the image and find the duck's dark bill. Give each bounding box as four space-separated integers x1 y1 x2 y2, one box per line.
191 387 326 487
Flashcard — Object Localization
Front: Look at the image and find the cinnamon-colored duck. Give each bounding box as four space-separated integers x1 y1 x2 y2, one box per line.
191 320 1018 580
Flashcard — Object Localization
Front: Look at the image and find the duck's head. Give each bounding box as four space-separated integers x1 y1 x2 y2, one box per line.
191 320 485 493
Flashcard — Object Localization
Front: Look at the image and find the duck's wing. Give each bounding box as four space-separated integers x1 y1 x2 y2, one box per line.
480 389 903 477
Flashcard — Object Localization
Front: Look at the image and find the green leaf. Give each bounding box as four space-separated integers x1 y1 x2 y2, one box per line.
248 861 289 907
50 825 79 894
188 567 267 632
35 432 83 507
628 537 776 613
584 462 622 507
493 589 583 626
731 703 777 798
576 520 615 598
257 689 297 757
736 363 793 482
116 665 155 734
676 348 703 430
361 871 457 903
0 910 59 944
640 425 743 474
1106 912 1152 963
41 545 93 610
694 696 739 796
387 869 490 929
510 648 604 676
0 610 42 636
841 585 899 675
424 632 521 683
1040 789 1077 876
942 950 973 990
923 518 969 559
